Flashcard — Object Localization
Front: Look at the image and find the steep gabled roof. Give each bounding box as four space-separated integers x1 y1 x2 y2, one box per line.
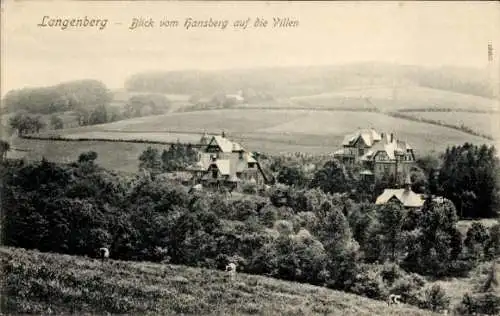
207 136 234 153
213 160 230 175
375 188 424 208
342 128 381 147
361 135 413 161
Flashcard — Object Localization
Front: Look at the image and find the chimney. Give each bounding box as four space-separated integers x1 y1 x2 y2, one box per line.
221 130 225 138
390 133 394 143
404 174 412 191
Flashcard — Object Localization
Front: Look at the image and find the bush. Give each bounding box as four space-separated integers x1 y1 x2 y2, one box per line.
389 273 426 306
259 204 279 228
419 284 450 312
350 267 388 300
456 292 500 315
380 262 403 285
241 181 258 195
273 220 294 236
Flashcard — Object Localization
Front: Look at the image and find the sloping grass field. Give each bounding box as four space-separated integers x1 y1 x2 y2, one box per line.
402 111 500 140
1 246 437 316
9 108 496 172
5 137 170 173
287 85 498 112
51 109 494 152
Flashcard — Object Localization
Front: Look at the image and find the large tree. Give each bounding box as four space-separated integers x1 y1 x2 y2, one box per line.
438 143 498 218
0 140 10 161
310 160 352 194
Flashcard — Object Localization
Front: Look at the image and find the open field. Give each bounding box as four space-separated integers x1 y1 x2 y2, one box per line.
1 246 437 316
8 109 496 172
401 112 500 140
49 109 494 153
285 85 498 112
6 137 170 173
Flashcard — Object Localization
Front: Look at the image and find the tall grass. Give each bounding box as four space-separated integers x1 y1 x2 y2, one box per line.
1 247 437 315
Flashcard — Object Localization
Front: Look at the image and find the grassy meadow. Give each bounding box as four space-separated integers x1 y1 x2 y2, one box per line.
402 111 500 140
6 137 170 173
45 109 494 153
287 85 498 112
1 246 438 316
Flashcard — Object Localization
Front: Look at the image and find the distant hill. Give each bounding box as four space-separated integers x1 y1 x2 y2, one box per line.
124 63 497 100
1 246 436 315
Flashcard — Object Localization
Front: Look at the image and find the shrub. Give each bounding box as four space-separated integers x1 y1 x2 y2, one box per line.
241 181 258 195
419 284 450 312
465 222 490 260
259 204 279 228
456 292 500 315
380 262 403 285
350 266 388 300
273 220 294 236
389 273 426 306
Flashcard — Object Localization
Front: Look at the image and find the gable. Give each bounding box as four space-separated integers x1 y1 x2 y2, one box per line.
205 138 222 152
353 135 367 148
388 195 403 205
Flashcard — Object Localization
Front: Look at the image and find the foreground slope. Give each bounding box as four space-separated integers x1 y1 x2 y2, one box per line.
1 247 436 315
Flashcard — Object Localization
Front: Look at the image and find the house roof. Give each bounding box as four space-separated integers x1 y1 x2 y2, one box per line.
375 188 424 208
232 142 245 152
225 94 245 101
213 160 231 175
199 132 212 145
342 128 381 147
360 134 412 161
209 136 235 153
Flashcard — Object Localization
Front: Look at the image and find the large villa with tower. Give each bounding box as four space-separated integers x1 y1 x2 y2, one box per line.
333 128 417 183
187 132 269 189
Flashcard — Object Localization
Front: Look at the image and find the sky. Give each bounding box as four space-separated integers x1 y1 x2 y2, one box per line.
1 1 499 95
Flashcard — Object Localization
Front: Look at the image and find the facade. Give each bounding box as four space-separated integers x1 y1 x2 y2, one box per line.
188 133 268 189
334 128 416 183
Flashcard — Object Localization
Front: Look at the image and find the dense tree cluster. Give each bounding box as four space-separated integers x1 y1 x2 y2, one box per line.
124 94 171 118
138 144 198 175
438 143 499 218
3 80 119 134
2 80 112 114
8 112 46 135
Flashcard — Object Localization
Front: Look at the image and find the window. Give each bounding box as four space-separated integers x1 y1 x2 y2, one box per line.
358 148 364 156
239 152 243 159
